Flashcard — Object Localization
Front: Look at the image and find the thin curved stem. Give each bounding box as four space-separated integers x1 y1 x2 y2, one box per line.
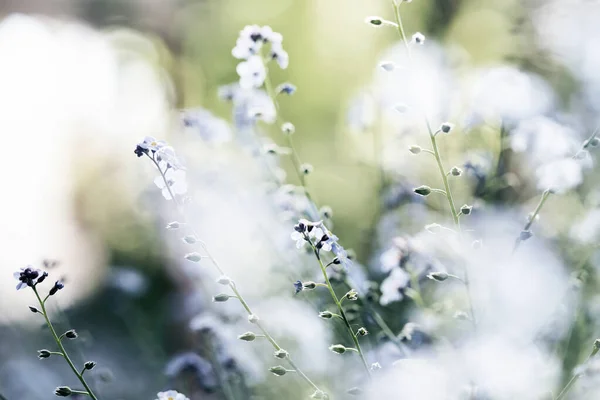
149 156 323 394
311 245 372 378
32 287 98 400
556 341 600 400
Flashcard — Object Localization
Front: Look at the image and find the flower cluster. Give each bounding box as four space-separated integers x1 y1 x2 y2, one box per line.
134 137 187 201
232 25 288 89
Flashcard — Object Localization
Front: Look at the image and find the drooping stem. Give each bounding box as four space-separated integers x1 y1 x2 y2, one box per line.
555 340 600 400
311 245 372 378
148 154 323 394
32 286 98 400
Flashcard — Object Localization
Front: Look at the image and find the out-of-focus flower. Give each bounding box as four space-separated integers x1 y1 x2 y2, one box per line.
156 390 190 400
379 267 410 305
135 136 166 155
463 66 555 127
237 55 267 89
535 158 583 193
270 42 289 69
164 353 215 391
153 169 188 200
182 108 232 145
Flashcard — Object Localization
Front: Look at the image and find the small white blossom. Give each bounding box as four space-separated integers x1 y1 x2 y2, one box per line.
535 158 583 194
281 122 295 135
156 390 190 400
237 55 267 89
154 168 188 200
412 32 425 44
156 146 184 170
137 136 166 153
380 268 411 305
270 42 289 69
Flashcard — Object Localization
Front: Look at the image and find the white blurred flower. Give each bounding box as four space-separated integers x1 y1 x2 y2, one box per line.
411 32 425 44
464 66 555 127
137 136 166 152
156 146 184 170
270 42 289 69
237 55 267 89
182 108 232 145
379 267 410 305
570 209 600 244
156 390 189 400
535 158 583 193
154 168 188 200
232 36 261 59
510 117 579 166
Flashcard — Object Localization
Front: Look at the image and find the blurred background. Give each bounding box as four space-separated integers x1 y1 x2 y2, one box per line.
2 0 600 399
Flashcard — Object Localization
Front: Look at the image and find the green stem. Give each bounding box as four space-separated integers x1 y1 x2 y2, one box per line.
311 245 372 378
150 157 323 394
32 286 98 400
513 189 551 253
556 342 600 400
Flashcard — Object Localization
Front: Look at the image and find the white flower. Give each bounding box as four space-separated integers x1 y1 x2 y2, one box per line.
154 168 188 200
270 43 289 69
156 390 190 400
237 55 267 89
290 230 305 248
412 32 425 44
535 158 583 193
380 268 411 305
156 146 184 170
182 108 232 144
137 136 166 152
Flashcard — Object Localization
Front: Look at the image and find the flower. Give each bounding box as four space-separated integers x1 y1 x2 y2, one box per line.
276 82 296 95
270 42 289 69
14 267 47 290
156 146 184 170
134 136 166 157
156 390 190 400
154 168 188 200
535 158 583 193
412 32 425 44
182 108 232 145
237 55 267 89
380 267 411 305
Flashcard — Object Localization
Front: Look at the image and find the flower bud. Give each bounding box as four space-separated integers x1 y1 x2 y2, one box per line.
451 166 462 176
301 163 313 175
393 103 408 113
248 314 260 324
412 32 426 44
311 390 327 399
84 361 97 370
357 327 368 336
281 122 295 135
54 387 72 397
303 281 317 290
379 61 396 72
586 137 600 147
319 311 334 319
276 82 297 96
348 387 364 395
182 235 197 244
216 275 232 285
440 122 454 134
345 289 359 301
37 349 51 359
212 293 231 302
320 206 333 219
166 221 181 230
413 185 432 196
329 344 347 354
64 329 78 340
365 16 384 26
519 230 533 241
427 271 449 281
49 280 64 296
460 204 472 215
29 306 40 314
184 252 203 263
274 349 289 359
238 332 257 341
269 365 288 376
409 145 422 154
37 272 48 284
